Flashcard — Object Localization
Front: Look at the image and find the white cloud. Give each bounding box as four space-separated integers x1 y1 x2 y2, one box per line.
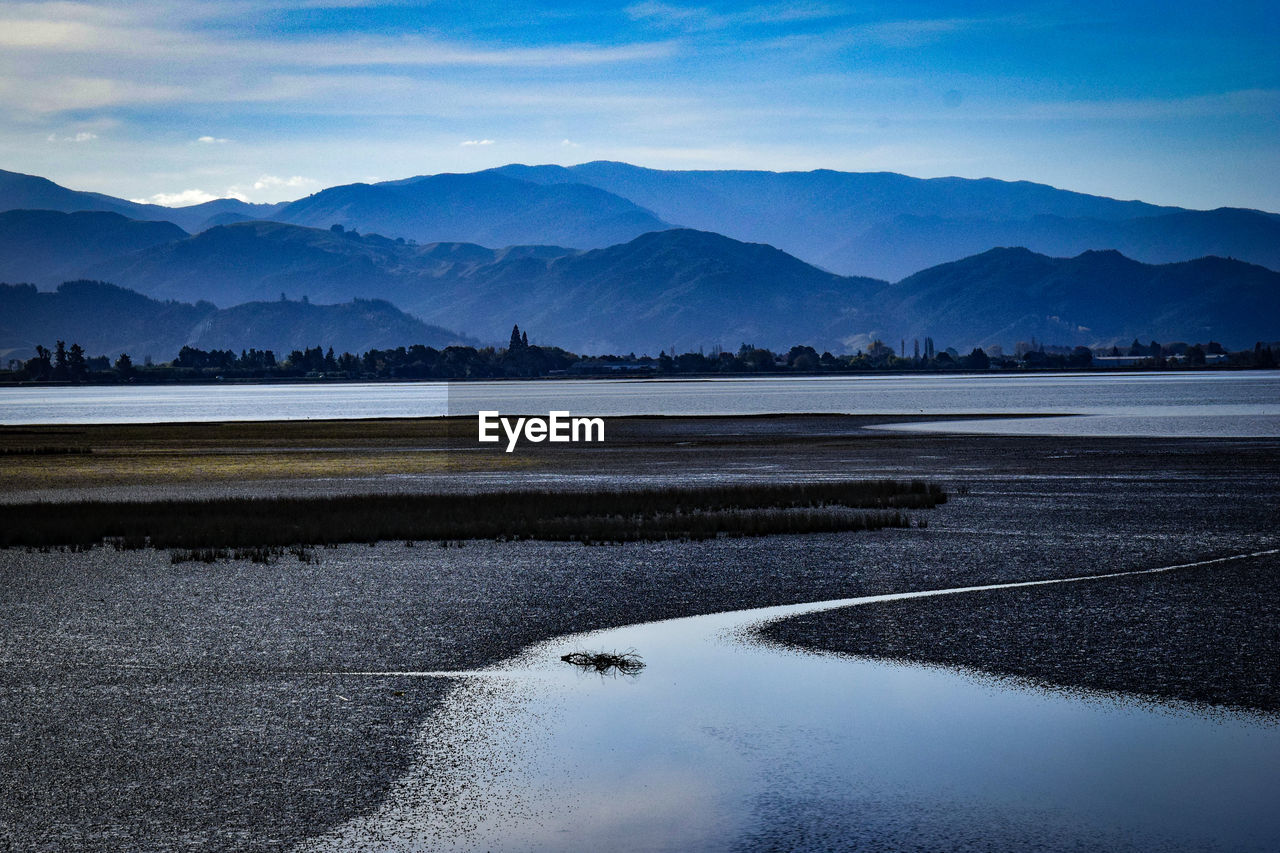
626 2 844 32
129 188 248 207
6 76 187 113
560 138 581 147
250 174 315 190
46 131 97 142
460 139 495 146
0 5 674 69
196 135 229 144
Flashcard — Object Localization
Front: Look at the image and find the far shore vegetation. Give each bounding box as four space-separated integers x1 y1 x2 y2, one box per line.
0 480 946 558
4 325 1276 385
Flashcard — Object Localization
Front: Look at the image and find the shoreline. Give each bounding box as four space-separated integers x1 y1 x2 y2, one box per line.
3 365 1270 390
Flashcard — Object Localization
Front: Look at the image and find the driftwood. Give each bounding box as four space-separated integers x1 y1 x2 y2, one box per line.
560 649 646 676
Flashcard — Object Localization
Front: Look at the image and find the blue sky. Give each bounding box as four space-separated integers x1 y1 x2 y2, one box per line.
1 0 1276 210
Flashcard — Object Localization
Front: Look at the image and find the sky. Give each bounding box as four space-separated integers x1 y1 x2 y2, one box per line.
1 0 1277 210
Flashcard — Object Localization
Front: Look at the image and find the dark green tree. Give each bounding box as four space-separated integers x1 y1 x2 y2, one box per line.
962 347 990 369
67 343 87 380
1068 346 1093 368
53 341 69 380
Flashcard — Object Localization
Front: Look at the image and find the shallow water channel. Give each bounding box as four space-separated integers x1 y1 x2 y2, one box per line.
299 552 1280 852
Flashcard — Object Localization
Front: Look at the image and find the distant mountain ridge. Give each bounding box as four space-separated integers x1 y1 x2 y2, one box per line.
3 163 1278 280
0 210 188 286
76 222 887 353
4 215 1275 353
885 247 1280 349
0 280 471 362
0 168 284 232
270 171 671 249
2 163 1278 352
490 162 1280 278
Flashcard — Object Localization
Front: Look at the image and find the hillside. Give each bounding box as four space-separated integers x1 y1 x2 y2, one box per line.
4 204 1278 353
0 210 188 286
272 171 671 249
888 248 1280 348
417 228 888 353
493 162 1280 279
0 281 470 362
78 222 893 353
0 169 282 232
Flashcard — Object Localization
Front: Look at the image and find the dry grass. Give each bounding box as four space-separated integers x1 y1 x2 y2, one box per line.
0 418 527 490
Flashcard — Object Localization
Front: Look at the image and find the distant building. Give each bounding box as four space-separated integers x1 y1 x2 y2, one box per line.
1093 356 1151 368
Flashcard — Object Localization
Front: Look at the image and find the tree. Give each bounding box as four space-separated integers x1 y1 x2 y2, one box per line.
114 353 134 376
26 345 53 381
962 347 990 370
53 341 69 380
787 345 819 370
509 324 525 353
1068 346 1093 368
67 343 87 380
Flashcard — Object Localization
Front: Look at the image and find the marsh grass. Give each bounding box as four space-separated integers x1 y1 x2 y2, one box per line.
168 545 317 564
2 480 945 552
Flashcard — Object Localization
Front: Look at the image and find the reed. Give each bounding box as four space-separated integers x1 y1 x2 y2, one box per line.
1 480 944 551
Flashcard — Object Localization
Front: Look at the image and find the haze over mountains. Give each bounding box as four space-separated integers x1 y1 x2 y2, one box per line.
1 163 1277 359
0 169 280 234
4 164 1278 279
0 280 469 363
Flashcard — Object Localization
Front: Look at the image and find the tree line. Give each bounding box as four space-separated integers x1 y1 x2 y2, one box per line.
4 325 1276 383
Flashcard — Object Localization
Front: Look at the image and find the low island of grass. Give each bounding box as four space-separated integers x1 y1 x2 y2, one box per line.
2 479 947 556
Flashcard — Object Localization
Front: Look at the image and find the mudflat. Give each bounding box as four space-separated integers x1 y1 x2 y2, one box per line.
1 415 1277 850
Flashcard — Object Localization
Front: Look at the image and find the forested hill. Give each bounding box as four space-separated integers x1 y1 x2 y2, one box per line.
0 281 470 362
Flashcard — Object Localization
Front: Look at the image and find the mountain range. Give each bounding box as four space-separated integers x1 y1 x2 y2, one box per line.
1 164 1277 357
3 215 1276 359
3 164 1278 280
0 168 280 233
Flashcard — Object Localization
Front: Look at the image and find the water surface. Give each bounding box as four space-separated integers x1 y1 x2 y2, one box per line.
300 551 1280 852
3 372 1279 438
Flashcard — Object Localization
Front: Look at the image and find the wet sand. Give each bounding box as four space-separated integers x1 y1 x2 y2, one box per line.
766 551 1280 714
1 416 1278 850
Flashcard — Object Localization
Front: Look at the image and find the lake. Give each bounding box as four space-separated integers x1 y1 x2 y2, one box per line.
2 371 1279 437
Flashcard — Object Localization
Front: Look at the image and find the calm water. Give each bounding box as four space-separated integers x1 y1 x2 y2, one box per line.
2 372 1279 436
301 552 1280 852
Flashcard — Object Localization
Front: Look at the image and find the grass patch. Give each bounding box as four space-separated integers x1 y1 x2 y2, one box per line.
0 480 944 551
168 545 317 565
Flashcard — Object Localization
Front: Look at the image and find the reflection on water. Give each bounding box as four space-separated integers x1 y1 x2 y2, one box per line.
300 553 1280 852
2 372 1279 437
